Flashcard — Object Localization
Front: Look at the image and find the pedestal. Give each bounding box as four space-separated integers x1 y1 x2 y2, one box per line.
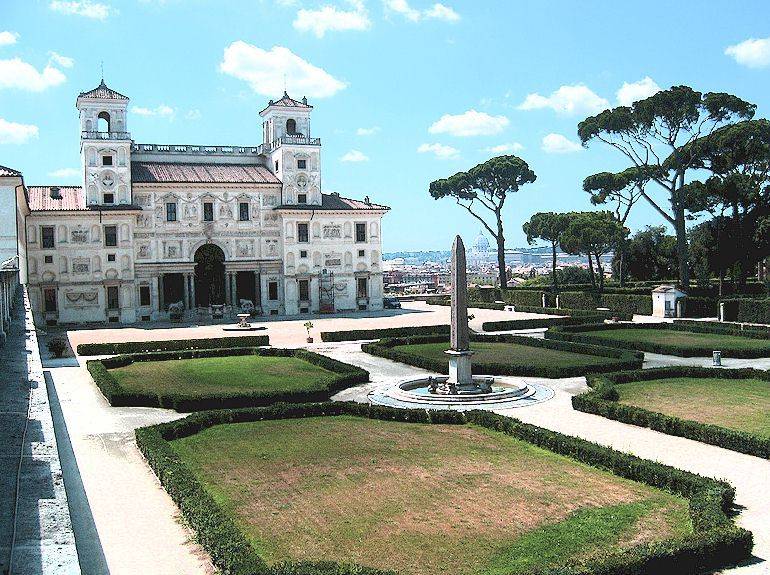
444 349 475 392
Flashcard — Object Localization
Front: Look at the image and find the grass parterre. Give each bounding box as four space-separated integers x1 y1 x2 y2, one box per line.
136 402 752 575
87 347 368 411
362 333 642 378
574 367 770 458
546 322 770 358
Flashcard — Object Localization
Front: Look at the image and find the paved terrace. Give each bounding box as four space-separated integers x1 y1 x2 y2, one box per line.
0 289 80 575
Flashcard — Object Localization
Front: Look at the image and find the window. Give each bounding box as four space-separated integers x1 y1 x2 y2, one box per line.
355 223 367 243
203 202 214 222
297 222 309 243
358 249 365 257
43 287 57 312
268 281 278 301
107 254 116 262
102 155 113 166
274 160 279 172
297 193 307 204
44 255 53 264
299 250 308 259
357 277 368 299
103 192 115 204
97 111 111 132
166 202 177 222
104 225 117 247
107 286 119 310
297 158 307 169
139 285 151 306
41 226 55 249
298 279 310 301
239 202 250 221
286 118 297 135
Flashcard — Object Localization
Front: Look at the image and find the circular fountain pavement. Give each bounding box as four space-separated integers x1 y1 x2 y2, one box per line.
368 375 554 411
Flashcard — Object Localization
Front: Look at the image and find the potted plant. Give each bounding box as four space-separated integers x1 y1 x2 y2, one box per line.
304 320 314 343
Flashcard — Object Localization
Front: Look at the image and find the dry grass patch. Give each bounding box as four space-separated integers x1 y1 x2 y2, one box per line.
170 416 691 575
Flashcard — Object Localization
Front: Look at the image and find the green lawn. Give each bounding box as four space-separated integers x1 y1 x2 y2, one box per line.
110 354 336 395
586 328 770 354
393 341 615 370
617 377 770 439
171 416 691 575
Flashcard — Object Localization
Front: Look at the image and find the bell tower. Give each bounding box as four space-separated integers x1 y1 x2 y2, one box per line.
259 92 321 206
76 79 132 206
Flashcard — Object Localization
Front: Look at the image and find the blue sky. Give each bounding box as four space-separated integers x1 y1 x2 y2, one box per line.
1 0 769 251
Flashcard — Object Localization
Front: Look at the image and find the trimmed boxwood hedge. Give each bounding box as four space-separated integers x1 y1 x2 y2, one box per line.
721 298 770 324
559 291 654 315
481 316 604 332
361 333 643 378
87 347 369 411
77 334 269 356
574 367 770 459
320 324 450 342
674 319 770 336
135 401 752 575
546 322 770 358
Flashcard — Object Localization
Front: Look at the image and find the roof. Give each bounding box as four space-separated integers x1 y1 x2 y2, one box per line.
77 79 129 101
652 284 685 294
0 165 21 177
131 162 281 185
26 186 141 212
260 91 312 114
275 193 390 212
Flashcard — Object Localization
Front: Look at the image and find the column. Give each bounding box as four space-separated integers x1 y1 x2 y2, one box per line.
158 274 164 310
231 272 238 308
190 274 196 309
183 273 190 310
253 271 261 311
150 275 159 316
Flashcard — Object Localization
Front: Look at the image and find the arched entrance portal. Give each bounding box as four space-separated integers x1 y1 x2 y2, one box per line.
194 244 226 306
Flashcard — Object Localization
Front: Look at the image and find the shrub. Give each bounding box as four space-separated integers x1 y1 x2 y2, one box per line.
47 336 68 358
574 367 770 458
681 296 719 318
501 289 544 307
87 347 369 411
546 322 770 358
320 325 450 342
733 298 770 324
77 335 269 356
362 333 642 378
558 291 654 315
481 316 604 332
136 402 752 575
674 319 770 336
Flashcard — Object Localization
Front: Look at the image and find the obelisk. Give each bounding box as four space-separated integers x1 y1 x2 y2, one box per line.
444 235 475 391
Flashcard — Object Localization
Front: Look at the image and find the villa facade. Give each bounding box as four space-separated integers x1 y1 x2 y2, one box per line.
7 80 389 325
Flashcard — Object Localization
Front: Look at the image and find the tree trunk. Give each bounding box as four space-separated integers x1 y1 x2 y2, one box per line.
496 233 507 290
674 206 690 289
551 242 558 291
595 253 605 292
587 254 596 289
618 244 626 287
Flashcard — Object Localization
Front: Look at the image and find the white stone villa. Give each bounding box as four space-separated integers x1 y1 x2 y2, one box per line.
1 80 389 325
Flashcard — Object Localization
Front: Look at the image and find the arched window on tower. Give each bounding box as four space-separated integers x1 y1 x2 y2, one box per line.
286 118 297 135
97 111 111 133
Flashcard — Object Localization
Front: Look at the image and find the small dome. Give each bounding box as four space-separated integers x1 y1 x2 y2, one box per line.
473 230 491 252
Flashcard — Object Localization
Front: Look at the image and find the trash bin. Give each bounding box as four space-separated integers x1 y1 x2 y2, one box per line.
713 351 722 366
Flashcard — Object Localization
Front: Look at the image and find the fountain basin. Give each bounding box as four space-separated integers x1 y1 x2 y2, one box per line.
369 375 554 410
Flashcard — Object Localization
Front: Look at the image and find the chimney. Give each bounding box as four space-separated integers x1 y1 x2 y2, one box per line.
50 186 62 200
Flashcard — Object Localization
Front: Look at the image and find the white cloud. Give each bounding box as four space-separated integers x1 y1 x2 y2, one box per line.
49 0 111 20
48 167 80 178
424 3 459 21
0 118 39 144
428 109 509 137
340 149 369 162
518 84 609 116
48 51 75 68
356 126 380 136
0 31 19 47
541 133 582 154
293 0 371 37
132 104 175 118
725 37 770 68
384 0 459 22
417 142 460 159
616 76 660 106
0 58 67 92
185 109 202 120
220 41 346 98
483 142 524 154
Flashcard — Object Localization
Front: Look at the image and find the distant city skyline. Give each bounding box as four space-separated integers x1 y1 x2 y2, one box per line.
1 1 768 250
